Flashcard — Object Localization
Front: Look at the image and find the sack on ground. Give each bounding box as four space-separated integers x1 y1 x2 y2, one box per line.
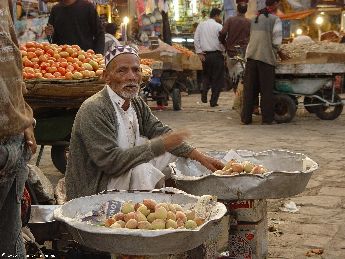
27 164 55 204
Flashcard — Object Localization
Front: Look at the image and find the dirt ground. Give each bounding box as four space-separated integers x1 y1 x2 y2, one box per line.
31 91 345 258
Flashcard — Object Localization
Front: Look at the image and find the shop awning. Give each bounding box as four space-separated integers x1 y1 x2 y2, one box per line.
279 9 316 20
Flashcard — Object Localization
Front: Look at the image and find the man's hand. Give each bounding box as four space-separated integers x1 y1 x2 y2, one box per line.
188 149 224 172
197 53 206 62
44 24 54 37
161 130 191 152
24 125 37 154
278 50 290 61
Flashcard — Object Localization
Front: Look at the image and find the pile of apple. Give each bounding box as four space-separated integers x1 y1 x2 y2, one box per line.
103 199 205 230
21 42 105 80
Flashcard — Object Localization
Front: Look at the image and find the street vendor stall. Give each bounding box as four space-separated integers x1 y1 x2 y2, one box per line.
28 188 227 257
21 42 106 173
172 149 318 258
138 40 202 110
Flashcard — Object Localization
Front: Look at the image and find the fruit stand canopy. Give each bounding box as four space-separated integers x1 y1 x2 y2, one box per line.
279 9 316 20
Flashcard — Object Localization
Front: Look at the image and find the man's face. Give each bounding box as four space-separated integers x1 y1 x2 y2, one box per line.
271 2 280 12
215 15 222 24
105 54 142 100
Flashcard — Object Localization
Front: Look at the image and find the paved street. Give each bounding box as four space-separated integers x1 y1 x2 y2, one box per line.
32 90 345 258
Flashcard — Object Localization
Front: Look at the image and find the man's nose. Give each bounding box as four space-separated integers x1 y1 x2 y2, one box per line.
126 69 138 80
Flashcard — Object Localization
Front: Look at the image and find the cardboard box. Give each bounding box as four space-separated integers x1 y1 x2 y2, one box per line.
228 218 268 259
224 200 267 223
140 51 183 71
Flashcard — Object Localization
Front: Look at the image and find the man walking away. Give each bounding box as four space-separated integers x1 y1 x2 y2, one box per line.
219 3 250 61
241 0 287 124
219 3 251 110
194 8 225 107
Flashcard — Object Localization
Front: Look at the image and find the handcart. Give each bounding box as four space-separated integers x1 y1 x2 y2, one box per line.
274 62 344 123
230 49 344 123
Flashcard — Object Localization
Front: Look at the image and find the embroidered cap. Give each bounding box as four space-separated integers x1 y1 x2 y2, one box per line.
105 44 139 67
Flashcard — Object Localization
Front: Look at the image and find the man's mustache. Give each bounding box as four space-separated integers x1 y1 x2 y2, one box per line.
123 83 140 88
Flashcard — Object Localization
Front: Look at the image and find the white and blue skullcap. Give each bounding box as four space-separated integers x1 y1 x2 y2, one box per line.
105 44 139 67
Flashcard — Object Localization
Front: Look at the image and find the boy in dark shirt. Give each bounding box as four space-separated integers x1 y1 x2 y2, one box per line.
45 0 104 54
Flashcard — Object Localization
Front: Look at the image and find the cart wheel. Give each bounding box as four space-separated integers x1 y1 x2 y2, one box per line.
274 94 296 123
51 145 69 174
172 88 182 111
315 92 343 120
303 96 319 113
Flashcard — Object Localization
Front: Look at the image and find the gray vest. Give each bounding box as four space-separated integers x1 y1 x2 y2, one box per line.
245 14 278 66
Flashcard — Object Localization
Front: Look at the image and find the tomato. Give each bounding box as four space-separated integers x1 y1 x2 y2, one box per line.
81 70 90 78
60 61 68 68
25 42 36 48
24 67 35 74
27 52 37 59
66 64 75 72
78 54 85 61
46 49 55 57
35 72 43 79
53 53 61 60
39 54 48 63
58 58 67 63
71 45 81 51
84 58 91 63
95 70 103 76
72 63 80 71
27 47 37 53
23 60 34 67
71 52 78 58
47 67 58 73
35 49 44 57
66 57 75 63
26 73 35 79
65 71 73 79
53 71 62 78
21 50 27 56
57 67 66 75
89 71 96 77
33 63 40 69
86 49 95 55
65 47 74 55
72 71 83 79
44 73 55 79
31 57 39 63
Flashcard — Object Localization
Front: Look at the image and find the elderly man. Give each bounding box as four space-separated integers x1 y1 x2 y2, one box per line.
65 45 224 200
0 0 37 257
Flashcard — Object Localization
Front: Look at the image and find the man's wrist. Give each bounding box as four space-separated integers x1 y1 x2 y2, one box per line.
188 149 203 161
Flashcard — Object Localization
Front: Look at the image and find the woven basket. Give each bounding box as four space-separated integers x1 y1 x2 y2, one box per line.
24 78 105 109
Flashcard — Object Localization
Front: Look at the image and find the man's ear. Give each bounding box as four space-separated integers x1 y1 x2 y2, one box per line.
103 70 111 84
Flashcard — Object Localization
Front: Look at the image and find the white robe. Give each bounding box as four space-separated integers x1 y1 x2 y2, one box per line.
106 86 176 190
